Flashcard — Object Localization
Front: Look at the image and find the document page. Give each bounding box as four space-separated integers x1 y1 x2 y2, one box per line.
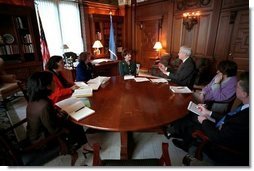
169 86 192 93
55 97 95 121
134 77 150 82
150 78 168 83
75 81 89 88
124 75 135 80
55 97 84 114
72 88 93 97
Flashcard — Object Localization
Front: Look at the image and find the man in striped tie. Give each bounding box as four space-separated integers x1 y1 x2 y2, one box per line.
170 71 249 165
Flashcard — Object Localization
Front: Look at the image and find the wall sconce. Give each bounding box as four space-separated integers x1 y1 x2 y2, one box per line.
183 11 200 31
92 40 103 55
153 41 162 57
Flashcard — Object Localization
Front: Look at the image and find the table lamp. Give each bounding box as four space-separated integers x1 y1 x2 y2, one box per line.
92 40 103 55
153 41 162 57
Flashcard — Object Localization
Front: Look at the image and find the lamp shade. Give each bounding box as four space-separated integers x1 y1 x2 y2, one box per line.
153 42 162 51
92 40 103 48
63 44 69 49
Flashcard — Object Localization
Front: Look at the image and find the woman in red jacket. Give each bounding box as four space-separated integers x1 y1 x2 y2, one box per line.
46 56 79 103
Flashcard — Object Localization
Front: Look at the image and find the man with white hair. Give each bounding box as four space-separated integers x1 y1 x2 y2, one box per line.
159 46 196 88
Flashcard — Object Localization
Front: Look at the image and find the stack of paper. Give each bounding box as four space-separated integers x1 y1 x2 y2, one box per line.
91 58 112 65
134 77 150 82
150 78 168 83
124 75 135 80
55 97 95 121
169 86 192 93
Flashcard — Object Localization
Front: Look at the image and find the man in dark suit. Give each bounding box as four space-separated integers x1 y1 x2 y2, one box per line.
169 72 249 165
158 46 196 88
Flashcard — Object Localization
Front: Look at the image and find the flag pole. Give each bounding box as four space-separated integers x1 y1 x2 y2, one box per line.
109 12 117 60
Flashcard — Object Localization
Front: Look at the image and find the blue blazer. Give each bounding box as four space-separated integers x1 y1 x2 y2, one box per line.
76 62 94 82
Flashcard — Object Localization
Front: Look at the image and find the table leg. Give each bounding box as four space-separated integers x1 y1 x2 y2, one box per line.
120 131 134 159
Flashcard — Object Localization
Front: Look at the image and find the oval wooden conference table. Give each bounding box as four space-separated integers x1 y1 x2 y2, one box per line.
72 76 192 159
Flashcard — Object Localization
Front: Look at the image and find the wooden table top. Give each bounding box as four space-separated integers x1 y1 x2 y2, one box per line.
74 76 192 131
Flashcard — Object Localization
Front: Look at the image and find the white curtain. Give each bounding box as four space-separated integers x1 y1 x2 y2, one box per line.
36 0 83 56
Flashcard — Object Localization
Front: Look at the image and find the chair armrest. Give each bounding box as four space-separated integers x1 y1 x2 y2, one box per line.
193 84 205 91
92 143 102 166
0 74 16 83
192 130 209 160
159 143 171 166
4 118 27 133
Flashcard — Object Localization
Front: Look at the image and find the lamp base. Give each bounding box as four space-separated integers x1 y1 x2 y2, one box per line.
93 48 100 55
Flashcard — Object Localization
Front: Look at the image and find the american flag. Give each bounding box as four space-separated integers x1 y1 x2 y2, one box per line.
38 11 50 70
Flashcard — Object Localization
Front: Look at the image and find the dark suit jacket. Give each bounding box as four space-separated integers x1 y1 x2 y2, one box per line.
202 107 249 152
167 57 196 88
119 60 136 76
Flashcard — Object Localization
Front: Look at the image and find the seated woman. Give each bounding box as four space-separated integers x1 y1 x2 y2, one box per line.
194 60 237 103
46 56 79 103
76 52 94 82
193 60 237 113
119 49 136 76
26 71 93 154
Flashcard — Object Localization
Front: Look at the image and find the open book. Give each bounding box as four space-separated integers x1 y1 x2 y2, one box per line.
87 76 111 90
187 101 215 123
73 82 93 97
169 86 192 93
55 97 95 121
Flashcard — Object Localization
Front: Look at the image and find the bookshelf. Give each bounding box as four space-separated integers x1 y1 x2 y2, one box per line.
0 4 42 81
93 14 124 57
83 1 125 59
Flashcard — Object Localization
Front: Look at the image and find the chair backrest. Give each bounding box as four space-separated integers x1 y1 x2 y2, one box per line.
205 94 236 114
92 143 171 166
193 56 215 86
0 117 77 166
188 130 249 166
63 52 78 62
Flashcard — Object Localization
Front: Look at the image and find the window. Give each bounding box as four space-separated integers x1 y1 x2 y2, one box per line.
36 0 84 56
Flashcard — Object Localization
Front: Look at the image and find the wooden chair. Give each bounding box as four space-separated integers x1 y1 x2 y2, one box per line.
0 117 78 166
92 143 171 166
182 130 249 166
0 74 21 109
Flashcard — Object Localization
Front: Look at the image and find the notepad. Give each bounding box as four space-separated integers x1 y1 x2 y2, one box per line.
187 101 215 123
55 97 95 121
169 86 192 93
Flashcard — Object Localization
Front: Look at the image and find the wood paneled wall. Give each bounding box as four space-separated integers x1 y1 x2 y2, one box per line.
133 0 249 72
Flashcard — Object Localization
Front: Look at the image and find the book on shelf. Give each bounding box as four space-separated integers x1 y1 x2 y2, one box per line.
169 86 192 93
187 101 215 123
55 97 95 121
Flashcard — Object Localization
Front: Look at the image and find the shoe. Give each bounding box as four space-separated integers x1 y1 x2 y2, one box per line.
164 130 172 139
172 139 189 152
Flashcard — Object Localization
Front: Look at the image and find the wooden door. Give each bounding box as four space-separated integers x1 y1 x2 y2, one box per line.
135 19 160 69
214 9 249 71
